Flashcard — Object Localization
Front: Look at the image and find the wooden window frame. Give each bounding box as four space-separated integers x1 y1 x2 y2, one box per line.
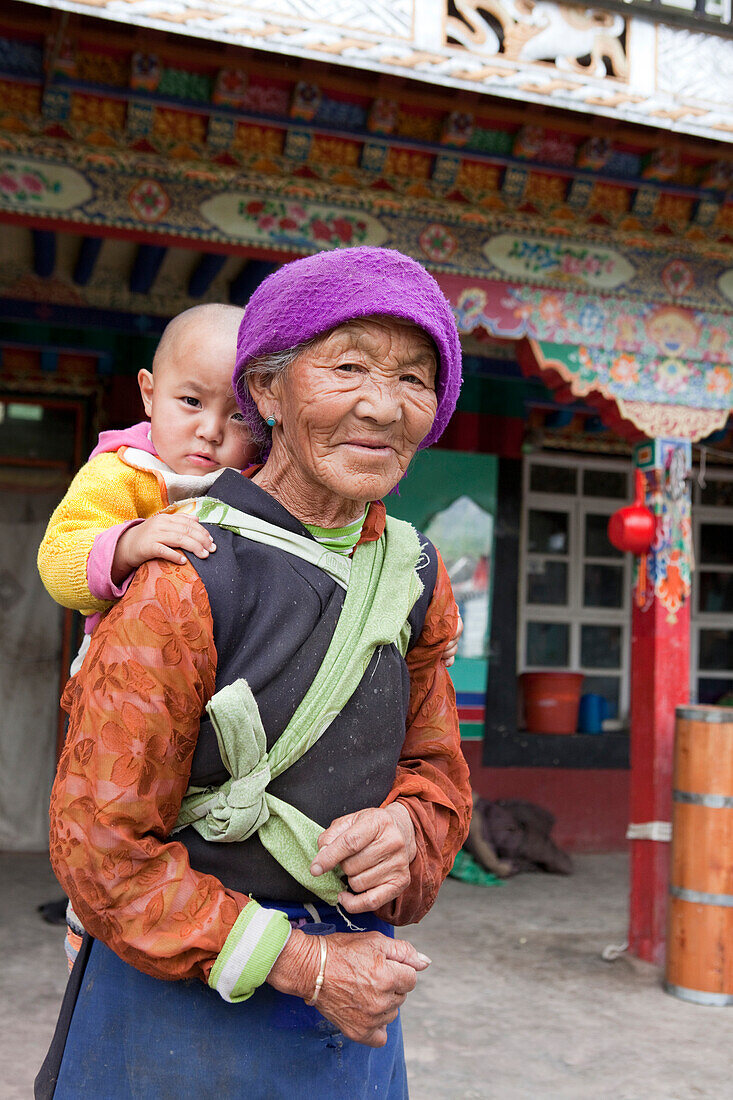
691 466 733 705
519 452 632 725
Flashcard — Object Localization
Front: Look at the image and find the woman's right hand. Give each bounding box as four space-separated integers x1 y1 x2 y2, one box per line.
266 929 430 1047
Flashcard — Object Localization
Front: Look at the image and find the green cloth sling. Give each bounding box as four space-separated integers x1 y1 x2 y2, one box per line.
172 497 424 905
167 496 352 588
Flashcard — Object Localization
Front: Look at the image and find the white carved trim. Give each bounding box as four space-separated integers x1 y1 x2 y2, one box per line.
13 0 733 142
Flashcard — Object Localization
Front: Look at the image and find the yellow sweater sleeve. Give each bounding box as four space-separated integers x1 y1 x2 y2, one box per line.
37 452 165 615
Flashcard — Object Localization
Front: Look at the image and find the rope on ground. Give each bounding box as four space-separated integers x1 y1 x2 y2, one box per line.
602 941 629 961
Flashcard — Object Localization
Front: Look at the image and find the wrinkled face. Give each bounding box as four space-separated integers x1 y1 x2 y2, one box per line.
139 322 258 476
268 318 438 506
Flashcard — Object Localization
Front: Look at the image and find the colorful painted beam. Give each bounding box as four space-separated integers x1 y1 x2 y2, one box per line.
0 143 732 322
517 337 732 442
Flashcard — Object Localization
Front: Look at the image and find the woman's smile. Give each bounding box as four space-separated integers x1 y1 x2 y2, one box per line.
341 439 395 455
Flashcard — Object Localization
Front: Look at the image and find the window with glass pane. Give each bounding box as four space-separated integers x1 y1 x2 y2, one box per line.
698 629 733 671
0 402 77 463
530 465 577 495
582 469 628 500
522 457 631 722
583 564 624 608
699 524 733 566
526 622 569 667
697 678 733 706
528 510 568 554
700 480 733 508
584 513 623 559
581 624 621 669
692 472 733 710
526 560 568 605
698 572 733 614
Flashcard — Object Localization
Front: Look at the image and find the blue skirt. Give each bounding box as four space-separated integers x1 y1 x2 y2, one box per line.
41 905 409 1100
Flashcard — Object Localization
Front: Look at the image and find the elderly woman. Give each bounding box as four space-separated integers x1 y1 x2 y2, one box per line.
39 247 472 1099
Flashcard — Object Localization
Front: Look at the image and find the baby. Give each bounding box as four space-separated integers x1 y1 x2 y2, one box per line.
38 303 258 627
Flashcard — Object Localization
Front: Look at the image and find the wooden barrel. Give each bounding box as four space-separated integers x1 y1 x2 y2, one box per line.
666 705 733 1006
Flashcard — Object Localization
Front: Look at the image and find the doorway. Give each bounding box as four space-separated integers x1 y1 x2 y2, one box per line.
0 394 93 849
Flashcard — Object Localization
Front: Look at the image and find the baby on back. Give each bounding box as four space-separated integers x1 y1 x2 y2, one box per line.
38 300 462 669
38 303 259 622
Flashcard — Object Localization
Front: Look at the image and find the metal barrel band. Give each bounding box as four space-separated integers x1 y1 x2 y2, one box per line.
673 789 733 809
675 705 733 724
670 885 733 908
665 982 733 1007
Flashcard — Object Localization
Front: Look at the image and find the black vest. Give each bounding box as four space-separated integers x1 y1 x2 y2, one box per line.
177 470 438 904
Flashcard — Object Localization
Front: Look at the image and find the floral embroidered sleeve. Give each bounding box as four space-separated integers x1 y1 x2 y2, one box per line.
378 552 473 926
49 559 290 994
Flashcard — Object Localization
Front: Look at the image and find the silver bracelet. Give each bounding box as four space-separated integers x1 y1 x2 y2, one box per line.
306 936 328 1006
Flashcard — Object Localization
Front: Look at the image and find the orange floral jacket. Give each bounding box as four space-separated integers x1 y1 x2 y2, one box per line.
49 501 472 986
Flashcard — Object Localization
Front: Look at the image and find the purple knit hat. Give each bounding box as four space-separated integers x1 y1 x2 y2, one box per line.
233 247 462 450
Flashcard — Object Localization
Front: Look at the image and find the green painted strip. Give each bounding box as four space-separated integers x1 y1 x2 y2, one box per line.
457 375 550 418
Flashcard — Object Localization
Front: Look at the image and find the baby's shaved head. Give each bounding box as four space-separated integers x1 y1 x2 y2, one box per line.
154 304 244 374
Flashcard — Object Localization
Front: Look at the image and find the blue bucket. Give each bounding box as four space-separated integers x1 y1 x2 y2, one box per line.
577 693 609 735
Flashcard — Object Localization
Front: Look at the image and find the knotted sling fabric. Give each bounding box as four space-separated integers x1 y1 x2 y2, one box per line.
173 498 425 906
177 679 346 905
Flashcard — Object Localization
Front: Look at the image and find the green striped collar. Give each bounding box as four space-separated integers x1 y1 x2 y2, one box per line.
303 509 367 556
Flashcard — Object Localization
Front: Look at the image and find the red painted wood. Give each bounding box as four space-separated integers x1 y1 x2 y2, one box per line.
462 743 630 852
628 599 690 965
434 412 524 459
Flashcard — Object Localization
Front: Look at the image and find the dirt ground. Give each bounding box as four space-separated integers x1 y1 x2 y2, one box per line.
2 850 730 1099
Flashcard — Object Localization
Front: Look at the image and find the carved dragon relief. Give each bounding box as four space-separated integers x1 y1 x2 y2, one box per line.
445 0 629 80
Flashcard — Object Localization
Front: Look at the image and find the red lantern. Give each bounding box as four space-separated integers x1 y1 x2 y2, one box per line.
607 470 656 556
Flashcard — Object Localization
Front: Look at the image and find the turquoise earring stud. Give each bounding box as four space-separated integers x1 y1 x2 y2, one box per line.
266 415 277 428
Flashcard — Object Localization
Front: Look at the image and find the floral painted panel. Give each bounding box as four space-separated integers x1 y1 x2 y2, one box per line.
200 192 387 249
0 157 92 211
483 234 635 292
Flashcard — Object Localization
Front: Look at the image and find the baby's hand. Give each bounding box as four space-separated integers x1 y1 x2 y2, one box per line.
111 514 216 584
441 611 463 668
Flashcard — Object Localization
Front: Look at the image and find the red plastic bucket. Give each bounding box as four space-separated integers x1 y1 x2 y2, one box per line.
520 672 584 735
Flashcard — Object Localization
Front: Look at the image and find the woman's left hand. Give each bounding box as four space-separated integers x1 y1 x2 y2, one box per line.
441 609 463 668
311 803 417 913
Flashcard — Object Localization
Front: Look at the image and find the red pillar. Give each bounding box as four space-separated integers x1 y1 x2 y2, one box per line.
628 439 691 966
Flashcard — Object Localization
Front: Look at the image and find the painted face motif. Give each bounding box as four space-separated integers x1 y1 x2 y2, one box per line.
646 308 699 357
